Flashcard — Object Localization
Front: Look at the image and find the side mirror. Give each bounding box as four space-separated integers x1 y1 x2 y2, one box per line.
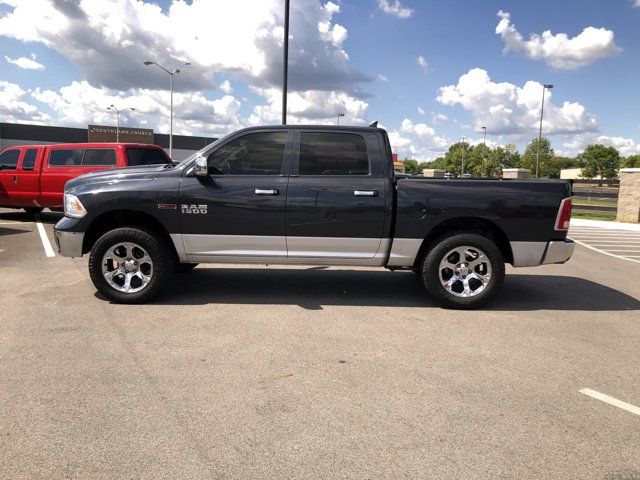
194 156 208 176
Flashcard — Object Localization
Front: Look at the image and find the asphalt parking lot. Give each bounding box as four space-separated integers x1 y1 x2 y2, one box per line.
1 207 640 479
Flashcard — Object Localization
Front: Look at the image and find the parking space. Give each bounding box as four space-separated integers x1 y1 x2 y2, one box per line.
2 207 640 479
569 223 640 263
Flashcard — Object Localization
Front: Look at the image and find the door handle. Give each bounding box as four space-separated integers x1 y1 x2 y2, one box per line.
354 190 378 197
254 189 279 196
13 175 18 184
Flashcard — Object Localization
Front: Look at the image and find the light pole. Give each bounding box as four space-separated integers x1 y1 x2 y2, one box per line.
143 60 191 158
282 0 290 125
481 126 487 177
337 113 345 125
536 83 553 178
460 136 468 176
107 105 135 143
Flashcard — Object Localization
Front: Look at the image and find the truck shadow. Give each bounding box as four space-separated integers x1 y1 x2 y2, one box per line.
149 268 640 312
0 210 63 225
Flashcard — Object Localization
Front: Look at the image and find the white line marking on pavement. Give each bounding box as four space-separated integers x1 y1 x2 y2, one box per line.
0 222 32 225
62 277 88 287
35 215 55 258
574 239 640 264
580 388 640 417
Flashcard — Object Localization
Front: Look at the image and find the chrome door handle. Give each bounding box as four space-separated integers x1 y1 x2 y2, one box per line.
354 190 378 197
254 189 279 196
13 175 18 184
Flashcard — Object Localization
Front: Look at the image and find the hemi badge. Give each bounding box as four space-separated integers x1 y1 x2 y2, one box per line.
157 203 177 210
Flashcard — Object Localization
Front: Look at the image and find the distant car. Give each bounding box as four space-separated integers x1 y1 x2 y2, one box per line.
461 173 472 178
444 172 454 179
0 143 171 213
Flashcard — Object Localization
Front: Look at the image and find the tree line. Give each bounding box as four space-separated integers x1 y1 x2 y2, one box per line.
402 138 640 179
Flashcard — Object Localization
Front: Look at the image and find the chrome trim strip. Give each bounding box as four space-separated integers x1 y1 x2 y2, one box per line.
181 234 287 258
169 233 189 262
510 241 547 267
542 239 575 265
54 229 84 258
287 236 386 259
387 238 423 267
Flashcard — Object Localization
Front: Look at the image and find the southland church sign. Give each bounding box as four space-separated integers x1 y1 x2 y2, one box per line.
88 125 154 144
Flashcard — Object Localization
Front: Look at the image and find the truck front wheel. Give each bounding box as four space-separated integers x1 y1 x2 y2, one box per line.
88 227 171 304
421 231 505 309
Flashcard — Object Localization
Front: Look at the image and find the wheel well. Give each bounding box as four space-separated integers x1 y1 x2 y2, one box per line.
82 209 177 259
413 217 513 268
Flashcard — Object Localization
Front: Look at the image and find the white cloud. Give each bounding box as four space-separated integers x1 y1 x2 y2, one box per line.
430 112 447 124
417 55 428 71
417 106 425 115
560 133 640 157
0 0 370 94
0 81 50 123
437 68 598 137
378 0 413 19
377 74 389 82
5 53 44 70
219 80 233 94
496 11 621 69
634 0 640 7
387 118 449 161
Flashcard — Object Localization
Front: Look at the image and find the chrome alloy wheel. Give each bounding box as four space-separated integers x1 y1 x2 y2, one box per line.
438 246 492 298
101 242 153 294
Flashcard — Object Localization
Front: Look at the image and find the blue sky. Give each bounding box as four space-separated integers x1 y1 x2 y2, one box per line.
0 0 638 159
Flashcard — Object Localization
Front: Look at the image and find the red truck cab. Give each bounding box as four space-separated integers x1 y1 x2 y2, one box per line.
0 143 171 213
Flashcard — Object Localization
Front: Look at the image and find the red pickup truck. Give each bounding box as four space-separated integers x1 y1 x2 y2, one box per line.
0 143 171 213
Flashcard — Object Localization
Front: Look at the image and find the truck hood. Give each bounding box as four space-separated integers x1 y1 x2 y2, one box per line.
65 164 174 192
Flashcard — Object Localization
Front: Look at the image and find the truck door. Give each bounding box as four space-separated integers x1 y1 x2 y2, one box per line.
14 148 41 208
0 148 22 207
285 130 388 263
178 130 292 261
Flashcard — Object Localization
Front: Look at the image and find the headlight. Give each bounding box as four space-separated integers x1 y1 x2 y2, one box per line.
64 193 87 218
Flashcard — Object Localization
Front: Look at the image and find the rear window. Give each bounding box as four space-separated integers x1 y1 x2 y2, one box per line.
49 149 84 166
299 132 370 176
22 149 38 170
126 148 169 166
0 150 20 169
82 149 116 166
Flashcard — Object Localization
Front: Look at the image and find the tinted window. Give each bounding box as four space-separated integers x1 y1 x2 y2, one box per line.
22 149 38 170
49 149 83 166
207 132 287 175
82 149 116 166
0 150 20 169
299 133 369 176
126 148 170 166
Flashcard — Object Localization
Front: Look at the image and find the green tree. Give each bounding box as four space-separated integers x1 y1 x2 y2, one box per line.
402 158 421 175
578 144 621 179
486 144 520 177
443 141 473 176
520 138 554 177
623 155 640 168
545 156 581 179
426 157 446 170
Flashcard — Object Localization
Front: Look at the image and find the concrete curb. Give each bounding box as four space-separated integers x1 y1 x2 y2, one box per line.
571 218 640 232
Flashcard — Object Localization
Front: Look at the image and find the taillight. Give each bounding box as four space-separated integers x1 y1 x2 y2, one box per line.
555 197 572 231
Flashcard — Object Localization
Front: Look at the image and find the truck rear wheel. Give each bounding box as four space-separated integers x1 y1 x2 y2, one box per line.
88 227 171 304
421 231 504 309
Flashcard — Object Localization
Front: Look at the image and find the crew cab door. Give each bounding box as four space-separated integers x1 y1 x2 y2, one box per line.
0 148 22 207
14 148 41 208
178 130 293 261
285 130 389 263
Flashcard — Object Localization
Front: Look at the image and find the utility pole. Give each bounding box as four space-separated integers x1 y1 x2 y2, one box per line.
143 60 191 158
337 113 345 125
282 0 290 125
536 83 553 178
481 126 487 177
107 105 135 143
460 136 468 176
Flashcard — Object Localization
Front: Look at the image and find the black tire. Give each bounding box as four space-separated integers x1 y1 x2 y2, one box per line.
174 262 198 273
88 227 171 304
421 231 505 309
23 207 44 214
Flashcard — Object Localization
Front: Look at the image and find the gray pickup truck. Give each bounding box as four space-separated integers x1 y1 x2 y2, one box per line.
54 125 574 308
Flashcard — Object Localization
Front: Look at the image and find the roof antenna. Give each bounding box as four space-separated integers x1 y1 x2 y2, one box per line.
369 120 378 128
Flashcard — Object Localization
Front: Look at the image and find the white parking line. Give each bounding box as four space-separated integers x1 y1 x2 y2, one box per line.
580 388 640 417
35 215 55 258
573 239 640 264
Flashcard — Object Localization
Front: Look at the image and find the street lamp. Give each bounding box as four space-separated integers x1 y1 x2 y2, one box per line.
282 0 290 125
107 105 135 143
337 113 345 125
481 126 487 177
536 83 553 178
143 60 191 158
